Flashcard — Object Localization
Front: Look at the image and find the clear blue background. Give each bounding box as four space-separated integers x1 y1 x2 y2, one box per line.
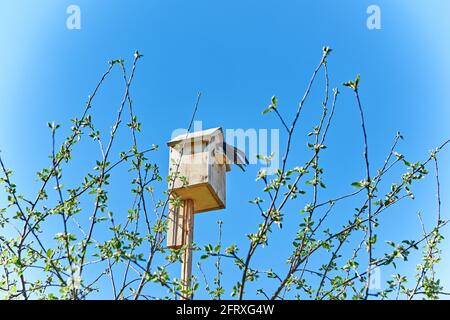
1 0 450 299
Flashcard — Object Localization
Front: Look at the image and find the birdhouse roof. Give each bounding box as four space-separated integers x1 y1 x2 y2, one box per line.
167 127 223 147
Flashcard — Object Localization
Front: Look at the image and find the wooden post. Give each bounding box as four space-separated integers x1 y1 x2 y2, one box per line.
180 199 194 300
167 202 184 249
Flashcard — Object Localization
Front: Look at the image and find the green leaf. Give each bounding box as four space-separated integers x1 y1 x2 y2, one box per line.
271 96 278 108
343 74 361 91
351 181 364 188
262 107 272 115
262 96 278 114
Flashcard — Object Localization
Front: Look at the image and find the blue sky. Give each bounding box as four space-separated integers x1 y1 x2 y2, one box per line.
1 0 450 299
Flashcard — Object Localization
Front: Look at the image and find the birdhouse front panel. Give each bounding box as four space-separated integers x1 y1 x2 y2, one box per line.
169 142 208 188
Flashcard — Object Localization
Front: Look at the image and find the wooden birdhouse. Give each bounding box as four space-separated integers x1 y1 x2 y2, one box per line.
166 127 247 249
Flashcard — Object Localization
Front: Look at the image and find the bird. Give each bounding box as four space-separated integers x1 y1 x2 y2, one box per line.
219 141 249 172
